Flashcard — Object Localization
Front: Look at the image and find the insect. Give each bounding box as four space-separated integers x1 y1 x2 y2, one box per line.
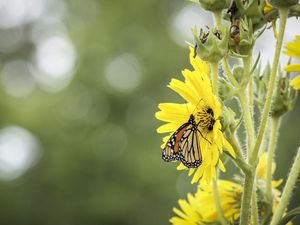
162 114 203 168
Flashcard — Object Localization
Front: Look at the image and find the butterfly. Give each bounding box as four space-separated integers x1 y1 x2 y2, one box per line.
162 114 203 168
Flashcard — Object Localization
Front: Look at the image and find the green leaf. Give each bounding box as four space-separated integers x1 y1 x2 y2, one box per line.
278 207 300 225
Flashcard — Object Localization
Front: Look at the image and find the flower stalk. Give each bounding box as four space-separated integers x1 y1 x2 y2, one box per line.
266 117 281 202
240 8 288 225
249 8 288 165
212 179 227 225
270 148 300 225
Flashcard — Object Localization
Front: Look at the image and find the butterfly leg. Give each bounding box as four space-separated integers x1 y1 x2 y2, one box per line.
197 129 212 145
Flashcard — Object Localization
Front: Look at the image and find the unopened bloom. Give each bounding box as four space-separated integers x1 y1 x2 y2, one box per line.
283 35 300 90
156 47 235 184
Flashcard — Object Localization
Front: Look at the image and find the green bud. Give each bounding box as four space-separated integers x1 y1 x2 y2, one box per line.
232 65 244 83
193 27 229 62
271 71 297 117
219 77 236 101
226 0 265 30
229 18 255 55
254 63 270 108
268 0 299 8
198 0 230 11
220 106 240 134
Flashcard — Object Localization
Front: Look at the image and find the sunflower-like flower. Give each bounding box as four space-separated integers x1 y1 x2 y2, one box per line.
284 35 300 90
170 153 284 225
155 47 235 184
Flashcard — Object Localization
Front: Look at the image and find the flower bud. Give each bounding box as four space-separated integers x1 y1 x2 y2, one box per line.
254 64 270 108
268 0 299 8
198 0 230 11
221 106 239 133
193 27 229 62
226 0 265 30
271 72 297 117
232 65 244 83
219 78 236 101
229 18 255 55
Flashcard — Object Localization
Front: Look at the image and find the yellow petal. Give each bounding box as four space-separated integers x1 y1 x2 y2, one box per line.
290 75 300 90
284 64 300 72
218 159 226 172
157 122 181 133
168 79 199 105
223 137 236 158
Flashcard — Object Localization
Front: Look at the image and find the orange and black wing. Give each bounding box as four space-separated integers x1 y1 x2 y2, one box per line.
162 122 202 168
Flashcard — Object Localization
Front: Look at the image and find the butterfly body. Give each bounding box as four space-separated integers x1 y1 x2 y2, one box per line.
162 114 202 168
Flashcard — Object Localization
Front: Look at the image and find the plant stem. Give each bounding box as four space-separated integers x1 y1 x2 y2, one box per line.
238 92 255 159
239 170 255 225
270 148 300 225
240 8 288 225
213 10 222 29
252 180 259 225
266 117 281 202
221 58 239 87
212 179 227 225
249 8 288 165
211 62 219 95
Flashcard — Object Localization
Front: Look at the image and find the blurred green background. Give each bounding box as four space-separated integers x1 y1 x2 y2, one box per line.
0 0 299 224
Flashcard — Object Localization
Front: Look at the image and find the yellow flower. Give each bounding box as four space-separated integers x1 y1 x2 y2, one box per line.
170 180 242 225
156 47 235 184
283 35 300 90
263 3 274 14
170 153 284 225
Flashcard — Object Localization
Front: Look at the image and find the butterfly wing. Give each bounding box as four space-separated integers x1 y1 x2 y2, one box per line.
162 122 190 162
179 126 202 168
162 122 202 168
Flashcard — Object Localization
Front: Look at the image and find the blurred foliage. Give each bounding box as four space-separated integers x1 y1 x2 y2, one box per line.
0 0 299 225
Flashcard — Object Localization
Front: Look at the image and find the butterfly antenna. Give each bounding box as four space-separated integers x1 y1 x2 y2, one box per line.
185 104 190 116
192 98 204 115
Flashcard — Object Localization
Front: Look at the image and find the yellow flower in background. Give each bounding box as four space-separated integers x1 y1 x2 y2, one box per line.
155 47 235 184
284 35 300 90
170 180 242 225
170 153 284 225
263 3 274 14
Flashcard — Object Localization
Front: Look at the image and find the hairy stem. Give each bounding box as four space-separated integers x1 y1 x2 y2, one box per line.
266 117 281 202
252 180 259 225
240 170 255 225
240 8 288 225
270 148 300 225
221 58 239 87
249 8 288 165
212 179 227 225
238 92 255 159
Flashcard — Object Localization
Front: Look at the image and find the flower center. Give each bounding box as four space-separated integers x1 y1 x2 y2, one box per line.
197 107 216 131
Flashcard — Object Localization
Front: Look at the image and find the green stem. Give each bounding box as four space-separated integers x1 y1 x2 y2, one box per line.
221 58 239 87
266 117 281 202
240 8 288 225
211 62 219 95
212 179 227 225
249 8 288 165
252 179 259 225
213 10 222 29
239 170 255 225
270 148 300 225
238 92 255 159
225 132 252 173
258 118 270 156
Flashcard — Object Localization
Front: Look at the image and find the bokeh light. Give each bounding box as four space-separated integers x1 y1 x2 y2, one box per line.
0 126 41 181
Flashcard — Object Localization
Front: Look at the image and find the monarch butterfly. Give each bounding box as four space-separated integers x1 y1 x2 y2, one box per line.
162 108 215 168
162 114 202 168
